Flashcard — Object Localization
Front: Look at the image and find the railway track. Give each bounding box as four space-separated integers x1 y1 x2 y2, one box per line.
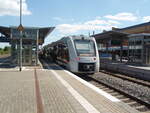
79 74 150 112
41 59 150 112
99 69 150 88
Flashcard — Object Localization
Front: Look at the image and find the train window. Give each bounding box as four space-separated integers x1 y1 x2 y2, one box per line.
64 44 69 62
57 43 69 62
74 40 96 56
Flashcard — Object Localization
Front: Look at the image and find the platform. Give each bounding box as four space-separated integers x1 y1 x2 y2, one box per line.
0 62 140 113
100 61 150 81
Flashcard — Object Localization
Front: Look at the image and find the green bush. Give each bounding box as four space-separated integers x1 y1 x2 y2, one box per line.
0 46 11 55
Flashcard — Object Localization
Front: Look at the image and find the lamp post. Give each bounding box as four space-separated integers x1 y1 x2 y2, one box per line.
18 0 24 71
19 29 22 71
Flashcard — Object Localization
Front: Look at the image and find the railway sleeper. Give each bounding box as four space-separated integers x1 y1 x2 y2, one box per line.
123 99 135 103
135 105 147 109
105 90 115 93
116 95 126 99
109 92 120 95
127 101 138 105
101 87 110 91
135 107 150 112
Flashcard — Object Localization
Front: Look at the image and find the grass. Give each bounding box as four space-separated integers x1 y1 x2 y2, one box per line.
0 46 11 55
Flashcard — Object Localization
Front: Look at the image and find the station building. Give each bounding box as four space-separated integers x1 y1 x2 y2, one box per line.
92 22 150 66
0 26 55 66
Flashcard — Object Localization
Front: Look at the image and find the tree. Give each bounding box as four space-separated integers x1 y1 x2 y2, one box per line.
3 46 10 52
4 46 8 51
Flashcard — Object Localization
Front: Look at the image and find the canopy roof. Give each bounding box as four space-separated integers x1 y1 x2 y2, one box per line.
92 22 150 43
92 30 129 43
118 22 150 32
0 26 10 38
128 33 150 37
0 26 55 44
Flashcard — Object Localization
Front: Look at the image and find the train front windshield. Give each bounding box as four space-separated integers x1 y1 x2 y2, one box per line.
74 39 96 56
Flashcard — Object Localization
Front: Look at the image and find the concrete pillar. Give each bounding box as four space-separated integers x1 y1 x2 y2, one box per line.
141 36 144 64
133 38 136 62
106 42 108 53
120 41 123 63
127 40 129 61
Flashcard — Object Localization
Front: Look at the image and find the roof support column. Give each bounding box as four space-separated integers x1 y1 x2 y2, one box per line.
106 42 109 54
133 38 136 62
127 40 129 62
120 40 123 63
141 36 144 64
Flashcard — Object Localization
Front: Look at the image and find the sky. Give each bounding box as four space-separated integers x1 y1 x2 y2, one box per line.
0 0 150 48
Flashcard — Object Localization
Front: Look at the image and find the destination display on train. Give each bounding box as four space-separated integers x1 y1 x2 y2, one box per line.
11 27 38 40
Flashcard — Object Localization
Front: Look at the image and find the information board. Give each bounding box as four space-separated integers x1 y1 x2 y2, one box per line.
11 27 38 40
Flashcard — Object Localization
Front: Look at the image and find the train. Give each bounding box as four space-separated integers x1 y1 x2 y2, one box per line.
41 35 100 74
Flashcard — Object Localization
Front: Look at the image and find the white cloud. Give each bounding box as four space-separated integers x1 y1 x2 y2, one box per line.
84 19 120 25
84 19 108 25
56 12 150 34
104 12 138 21
142 16 150 22
107 20 121 25
52 17 75 22
0 0 31 16
57 19 119 34
95 16 101 19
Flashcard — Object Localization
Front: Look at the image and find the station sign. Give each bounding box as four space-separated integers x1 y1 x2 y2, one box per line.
17 24 24 31
11 27 38 40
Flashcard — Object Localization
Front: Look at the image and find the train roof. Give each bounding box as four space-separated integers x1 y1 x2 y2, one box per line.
43 35 94 49
61 35 94 40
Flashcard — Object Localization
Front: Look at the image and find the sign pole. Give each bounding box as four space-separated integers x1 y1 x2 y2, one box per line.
20 31 22 71
19 0 23 71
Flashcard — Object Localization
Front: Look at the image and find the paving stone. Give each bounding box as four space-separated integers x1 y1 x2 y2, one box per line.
0 65 141 113
37 69 88 113
0 70 36 113
48 64 140 113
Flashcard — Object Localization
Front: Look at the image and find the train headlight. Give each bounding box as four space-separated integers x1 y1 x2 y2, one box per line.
93 58 96 60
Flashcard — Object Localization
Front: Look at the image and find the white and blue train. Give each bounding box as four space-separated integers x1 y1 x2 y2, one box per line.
43 35 100 74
